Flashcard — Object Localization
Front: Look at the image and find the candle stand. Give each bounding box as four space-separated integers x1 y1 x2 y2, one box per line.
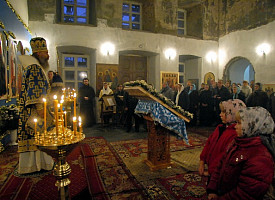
34 89 84 200
35 125 84 200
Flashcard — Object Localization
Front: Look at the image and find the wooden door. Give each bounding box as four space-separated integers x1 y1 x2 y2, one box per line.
119 55 147 84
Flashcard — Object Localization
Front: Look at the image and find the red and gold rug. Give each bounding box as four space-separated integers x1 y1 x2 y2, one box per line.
0 134 208 200
111 133 207 158
0 145 87 200
158 172 208 200
0 137 149 200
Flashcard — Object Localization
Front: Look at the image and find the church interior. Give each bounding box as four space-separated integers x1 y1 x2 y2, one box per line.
0 0 275 199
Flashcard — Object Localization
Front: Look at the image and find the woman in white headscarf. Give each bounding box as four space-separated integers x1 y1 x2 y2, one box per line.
99 82 114 124
175 83 189 110
207 106 275 200
99 82 113 99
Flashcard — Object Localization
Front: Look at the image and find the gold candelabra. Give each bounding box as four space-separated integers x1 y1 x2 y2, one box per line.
34 89 84 200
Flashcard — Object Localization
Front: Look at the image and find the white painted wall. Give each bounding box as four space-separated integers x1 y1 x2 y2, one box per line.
28 20 219 89
219 20 275 84
9 0 28 26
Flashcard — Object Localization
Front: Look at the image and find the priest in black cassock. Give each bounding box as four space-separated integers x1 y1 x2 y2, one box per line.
78 78 96 127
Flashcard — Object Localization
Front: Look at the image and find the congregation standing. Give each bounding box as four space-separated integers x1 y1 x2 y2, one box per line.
18 36 275 199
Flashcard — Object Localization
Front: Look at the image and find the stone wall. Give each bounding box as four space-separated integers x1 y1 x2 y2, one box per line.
27 0 275 40
28 0 56 21
203 0 275 40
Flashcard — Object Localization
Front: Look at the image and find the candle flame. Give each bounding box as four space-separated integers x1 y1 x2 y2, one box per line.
74 93 76 97
34 118 37 122
53 95 57 99
64 111 67 114
73 117 77 121
78 116 81 122
43 98 46 102
58 104 60 108
60 99 64 104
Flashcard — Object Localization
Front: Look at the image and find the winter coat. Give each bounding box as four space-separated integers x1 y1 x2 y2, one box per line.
174 90 190 110
207 136 274 200
231 91 246 103
160 86 174 100
200 124 237 175
247 90 269 109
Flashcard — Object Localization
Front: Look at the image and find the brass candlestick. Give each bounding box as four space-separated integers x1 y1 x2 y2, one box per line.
34 92 84 200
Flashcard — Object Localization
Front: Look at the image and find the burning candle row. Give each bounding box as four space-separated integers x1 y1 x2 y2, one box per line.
34 92 83 146
62 88 77 102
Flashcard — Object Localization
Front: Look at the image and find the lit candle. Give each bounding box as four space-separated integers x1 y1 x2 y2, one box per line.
64 111 67 129
34 118 38 143
62 88 66 98
73 116 77 136
73 93 77 118
78 116 82 135
53 95 59 136
60 99 64 133
34 118 37 135
43 98 47 133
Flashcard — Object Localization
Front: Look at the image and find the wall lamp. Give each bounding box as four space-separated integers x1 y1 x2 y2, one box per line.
256 43 271 56
100 42 115 56
164 48 177 60
206 51 217 63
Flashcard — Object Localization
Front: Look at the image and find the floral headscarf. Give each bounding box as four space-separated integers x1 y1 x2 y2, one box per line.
238 107 275 159
239 107 274 137
220 99 246 124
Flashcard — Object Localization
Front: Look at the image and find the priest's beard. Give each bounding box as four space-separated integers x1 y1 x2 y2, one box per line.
39 58 49 71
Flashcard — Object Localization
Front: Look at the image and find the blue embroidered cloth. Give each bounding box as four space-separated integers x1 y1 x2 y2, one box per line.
135 100 189 144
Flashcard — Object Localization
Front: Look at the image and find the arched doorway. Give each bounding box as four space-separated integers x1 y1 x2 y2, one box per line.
223 57 255 84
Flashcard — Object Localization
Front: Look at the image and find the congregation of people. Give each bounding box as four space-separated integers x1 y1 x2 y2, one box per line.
17 36 275 199
83 78 275 199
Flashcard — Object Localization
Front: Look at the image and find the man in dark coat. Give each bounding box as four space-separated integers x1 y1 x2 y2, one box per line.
199 84 214 126
188 84 199 126
114 84 127 125
124 92 142 132
246 82 269 109
78 78 96 127
213 80 231 124
160 82 174 100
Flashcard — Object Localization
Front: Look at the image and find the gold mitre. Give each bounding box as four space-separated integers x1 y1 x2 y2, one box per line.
30 37 48 53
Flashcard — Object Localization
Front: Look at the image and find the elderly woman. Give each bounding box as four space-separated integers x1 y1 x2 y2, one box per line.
207 107 275 200
199 99 246 177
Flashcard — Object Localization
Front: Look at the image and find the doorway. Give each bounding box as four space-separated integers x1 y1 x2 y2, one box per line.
119 55 147 83
223 57 255 84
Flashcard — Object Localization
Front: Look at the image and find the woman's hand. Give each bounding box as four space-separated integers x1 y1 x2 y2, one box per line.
198 160 205 176
208 193 218 199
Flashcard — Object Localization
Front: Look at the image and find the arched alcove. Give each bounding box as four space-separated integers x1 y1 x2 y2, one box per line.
223 57 255 84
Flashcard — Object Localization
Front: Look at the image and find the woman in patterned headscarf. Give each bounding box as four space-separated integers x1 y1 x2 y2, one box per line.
199 99 246 177
207 107 275 200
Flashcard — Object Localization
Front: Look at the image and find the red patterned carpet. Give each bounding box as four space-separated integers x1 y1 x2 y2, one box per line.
111 133 207 158
110 133 209 200
0 134 208 200
0 144 88 200
158 172 208 200
0 137 148 200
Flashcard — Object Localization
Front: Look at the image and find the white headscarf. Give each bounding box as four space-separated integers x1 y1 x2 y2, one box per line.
175 84 184 106
101 84 112 95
